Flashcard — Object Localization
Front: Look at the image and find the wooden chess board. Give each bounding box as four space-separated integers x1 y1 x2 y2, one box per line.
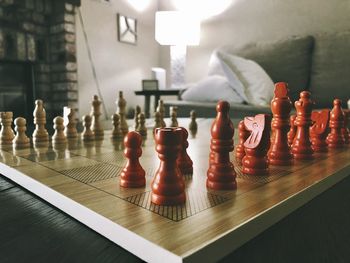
1 118 349 263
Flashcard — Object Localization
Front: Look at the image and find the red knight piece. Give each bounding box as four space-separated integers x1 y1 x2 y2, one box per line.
326 99 345 148
235 120 250 162
268 82 293 165
287 115 297 145
151 127 186 205
342 109 350 144
291 91 314 160
120 131 146 188
310 110 330 152
177 127 193 175
242 114 271 175
207 101 237 190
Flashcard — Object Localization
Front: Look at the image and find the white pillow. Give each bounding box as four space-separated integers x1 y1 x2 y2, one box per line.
217 51 274 106
181 75 244 104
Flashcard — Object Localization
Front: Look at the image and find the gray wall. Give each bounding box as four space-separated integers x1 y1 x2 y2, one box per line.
76 0 159 118
159 0 350 84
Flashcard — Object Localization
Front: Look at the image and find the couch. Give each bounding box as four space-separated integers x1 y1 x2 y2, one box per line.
164 32 350 118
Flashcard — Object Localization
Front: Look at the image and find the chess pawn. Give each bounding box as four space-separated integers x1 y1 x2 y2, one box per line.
32 99 49 146
189 110 198 136
12 117 30 149
52 116 67 145
242 114 271 175
156 99 166 127
169 107 178 127
120 131 146 188
326 99 345 148
341 109 349 144
136 112 147 137
0 112 15 146
207 101 237 190
235 120 250 162
111 113 123 140
91 95 104 140
153 111 164 133
310 110 330 152
268 82 293 165
151 127 186 205
81 115 94 142
134 105 141 130
116 91 129 134
63 107 78 139
287 115 296 145
177 127 193 175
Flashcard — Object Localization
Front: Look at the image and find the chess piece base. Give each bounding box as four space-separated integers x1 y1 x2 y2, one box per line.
151 192 186 206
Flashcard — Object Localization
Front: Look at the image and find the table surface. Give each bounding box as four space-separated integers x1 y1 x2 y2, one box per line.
1 118 350 263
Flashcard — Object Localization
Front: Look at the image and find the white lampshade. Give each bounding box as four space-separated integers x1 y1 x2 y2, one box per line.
155 11 200 46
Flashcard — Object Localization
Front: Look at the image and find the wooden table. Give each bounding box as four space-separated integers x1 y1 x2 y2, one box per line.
134 89 181 117
1 118 350 263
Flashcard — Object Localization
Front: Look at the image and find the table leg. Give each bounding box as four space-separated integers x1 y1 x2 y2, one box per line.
144 95 151 118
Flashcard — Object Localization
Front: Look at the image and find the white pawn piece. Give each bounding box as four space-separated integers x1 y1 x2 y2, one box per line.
81 115 94 142
32 99 49 146
13 117 30 149
156 99 166 127
169 106 178 127
91 95 104 140
189 110 198 134
52 116 67 145
153 111 164 132
116 91 129 134
111 113 123 140
136 112 147 137
0 112 15 146
134 105 141 131
63 106 78 139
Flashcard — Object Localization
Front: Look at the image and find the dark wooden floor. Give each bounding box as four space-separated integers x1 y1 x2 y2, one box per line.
1 174 350 263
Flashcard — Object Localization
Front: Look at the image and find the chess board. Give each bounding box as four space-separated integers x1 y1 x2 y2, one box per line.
0 118 349 263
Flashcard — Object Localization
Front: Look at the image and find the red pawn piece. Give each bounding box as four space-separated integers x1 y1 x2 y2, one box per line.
291 91 314 160
242 114 271 175
342 109 350 144
151 127 186 205
120 131 146 188
287 115 296 145
235 120 250 162
268 82 293 165
177 127 193 175
310 110 330 152
326 99 345 148
207 101 237 190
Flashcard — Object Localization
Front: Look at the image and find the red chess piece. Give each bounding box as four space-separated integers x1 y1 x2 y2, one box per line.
242 114 271 175
151 127 186 205
207 101 237 190
235 120 250 162
287 115 297 145
326 99 345 148
342 109 350 144
268 82 293 165
310 110 330 152
177 127 193 174
120 131 146 188
291 91 314 160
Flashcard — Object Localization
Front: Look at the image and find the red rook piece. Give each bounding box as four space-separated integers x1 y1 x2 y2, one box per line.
235 120 250 162
120 131 146 188
268 82 293 165
207 101 237 190
177 127 193 175
291 91 314 159
287 115 297 145
242 114 271 175
326 99 345 148
310 110 330 152
151 127 186 205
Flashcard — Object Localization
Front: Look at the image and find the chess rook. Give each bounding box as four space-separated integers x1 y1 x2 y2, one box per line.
326 99 345 148
52 116 67 145
268 82 293 165
310 110 330 152
13 117 30 149
156 99 166 127
63 107 78 139
177 127 193 175
287 115 296 145
81 115 94 142
207 101 237 190
120 131 146 188
291 91 314 159
242 114 271 175
116 91 129 134
235 120 250 162
91 95 104 140
151 127 186 205
32 100 49 146
111 113 123 140
0 112 15 146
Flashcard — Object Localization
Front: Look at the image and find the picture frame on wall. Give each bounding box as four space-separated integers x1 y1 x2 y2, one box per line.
117 13 137 45
142 80 158 91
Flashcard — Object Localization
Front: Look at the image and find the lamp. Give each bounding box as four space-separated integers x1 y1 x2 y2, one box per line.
155 11 200 89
